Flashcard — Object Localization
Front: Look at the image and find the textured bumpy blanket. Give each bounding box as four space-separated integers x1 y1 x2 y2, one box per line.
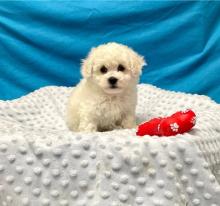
0 84 220 206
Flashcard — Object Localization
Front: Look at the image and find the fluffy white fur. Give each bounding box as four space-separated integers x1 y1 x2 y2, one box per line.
66 42 145 132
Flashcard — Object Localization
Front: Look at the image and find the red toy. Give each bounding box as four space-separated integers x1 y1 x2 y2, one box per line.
136 109 196 137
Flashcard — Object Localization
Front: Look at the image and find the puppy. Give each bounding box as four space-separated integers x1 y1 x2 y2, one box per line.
66 42 145 132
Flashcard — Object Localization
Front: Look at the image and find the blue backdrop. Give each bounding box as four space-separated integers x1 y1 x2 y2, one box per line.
0 1 220 102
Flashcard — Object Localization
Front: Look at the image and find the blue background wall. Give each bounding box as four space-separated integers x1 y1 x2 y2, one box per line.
0 1 220 102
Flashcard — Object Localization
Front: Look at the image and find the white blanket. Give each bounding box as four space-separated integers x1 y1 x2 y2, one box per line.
0 84 220 206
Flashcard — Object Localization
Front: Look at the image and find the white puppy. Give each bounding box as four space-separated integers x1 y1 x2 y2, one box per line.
66 42 145 132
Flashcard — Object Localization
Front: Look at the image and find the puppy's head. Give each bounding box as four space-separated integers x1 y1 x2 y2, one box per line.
81 42 146 95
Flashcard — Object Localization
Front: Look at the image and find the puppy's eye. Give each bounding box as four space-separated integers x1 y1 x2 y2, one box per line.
100 66 108 74
118 64 125 72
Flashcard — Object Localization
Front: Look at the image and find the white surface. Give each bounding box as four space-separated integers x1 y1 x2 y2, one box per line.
0 84 220 206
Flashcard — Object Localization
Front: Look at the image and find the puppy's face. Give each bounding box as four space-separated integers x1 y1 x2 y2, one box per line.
81 43 146 95
92 62 134 95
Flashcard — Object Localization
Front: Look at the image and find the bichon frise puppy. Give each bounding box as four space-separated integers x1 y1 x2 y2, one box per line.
66 42 145 132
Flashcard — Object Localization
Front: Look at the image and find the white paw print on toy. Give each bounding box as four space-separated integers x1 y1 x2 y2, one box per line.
157 124 160 132
191 116 196 125
170 123 179 132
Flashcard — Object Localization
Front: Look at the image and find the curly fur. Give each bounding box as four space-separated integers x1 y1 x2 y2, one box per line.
66 42 146 132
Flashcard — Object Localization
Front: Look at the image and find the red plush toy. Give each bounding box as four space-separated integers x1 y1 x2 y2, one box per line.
136 109 196 137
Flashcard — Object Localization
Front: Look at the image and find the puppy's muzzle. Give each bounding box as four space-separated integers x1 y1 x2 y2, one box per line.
108 77 118 87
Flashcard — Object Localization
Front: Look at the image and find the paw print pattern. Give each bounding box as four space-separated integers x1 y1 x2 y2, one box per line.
170 123 179 132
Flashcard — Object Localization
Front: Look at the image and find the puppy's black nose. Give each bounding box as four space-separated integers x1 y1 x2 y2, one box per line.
108 77 118 85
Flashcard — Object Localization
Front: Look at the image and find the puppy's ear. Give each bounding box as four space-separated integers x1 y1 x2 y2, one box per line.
81 57 94 78
131 54 146 76
81 48 96 78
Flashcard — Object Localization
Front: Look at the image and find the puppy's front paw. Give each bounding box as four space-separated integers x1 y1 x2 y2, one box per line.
79 123 97 132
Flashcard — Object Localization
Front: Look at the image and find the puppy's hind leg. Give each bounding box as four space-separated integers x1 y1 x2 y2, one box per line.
66 111 79 131
121 113 137 129
66 101 79 131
